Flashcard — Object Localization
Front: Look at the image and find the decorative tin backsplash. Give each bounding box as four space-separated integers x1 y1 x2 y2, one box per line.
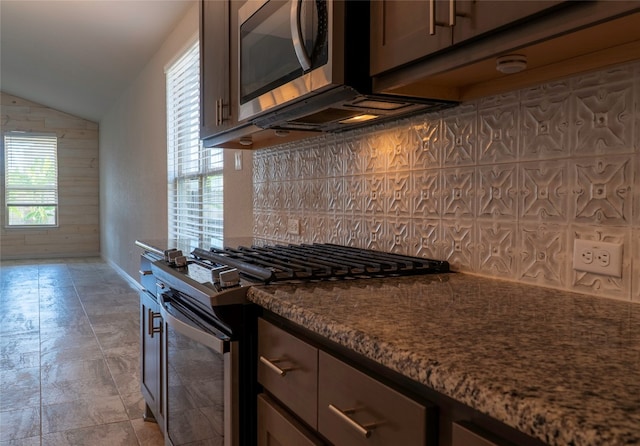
253 61 640 301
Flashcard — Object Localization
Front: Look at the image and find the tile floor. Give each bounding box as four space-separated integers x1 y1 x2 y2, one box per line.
0 258 164 446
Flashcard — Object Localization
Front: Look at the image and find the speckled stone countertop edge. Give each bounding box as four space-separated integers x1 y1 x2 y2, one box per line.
246 289 541 436
246 283 635 446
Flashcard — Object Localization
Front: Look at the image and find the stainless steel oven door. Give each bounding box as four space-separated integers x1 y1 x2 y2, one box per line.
159 293 239 446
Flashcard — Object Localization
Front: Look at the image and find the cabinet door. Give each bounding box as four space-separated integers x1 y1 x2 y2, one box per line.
200 0 231 139
370 0 453 75
452 0 567 43
370 0 568 76
318 351 431 446
140 291 163 428
257 394 324 446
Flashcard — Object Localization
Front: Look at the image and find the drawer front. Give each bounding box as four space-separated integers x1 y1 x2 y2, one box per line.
318 351 428 446
452 422 516 446
257 394 324 446
258 318 318 428
139 254 156 296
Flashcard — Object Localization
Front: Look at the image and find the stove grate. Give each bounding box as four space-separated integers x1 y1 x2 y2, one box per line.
193 244 449 283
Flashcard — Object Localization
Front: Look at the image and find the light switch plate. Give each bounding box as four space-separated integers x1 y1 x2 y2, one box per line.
573 239 623 278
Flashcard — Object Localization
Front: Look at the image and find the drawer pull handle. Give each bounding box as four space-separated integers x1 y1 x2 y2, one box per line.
328 404 377 438
259 356 292 376
139 270 153 276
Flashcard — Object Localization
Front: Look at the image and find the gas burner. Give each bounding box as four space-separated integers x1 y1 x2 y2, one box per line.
191 243 449 283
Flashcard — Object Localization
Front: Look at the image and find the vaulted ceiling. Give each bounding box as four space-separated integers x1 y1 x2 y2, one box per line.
0 0 194 122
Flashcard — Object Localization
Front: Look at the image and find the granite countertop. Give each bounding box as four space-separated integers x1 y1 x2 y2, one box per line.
247 273 640 446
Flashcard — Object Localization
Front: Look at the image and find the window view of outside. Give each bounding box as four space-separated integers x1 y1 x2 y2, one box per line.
167 40 223 245
4 132 58 227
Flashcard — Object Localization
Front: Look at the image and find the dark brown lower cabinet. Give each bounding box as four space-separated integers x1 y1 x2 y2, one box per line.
257 315 546 446
452 422 516 446
140 290 164 429
258 318 318 429
257 318 435 446
257 394 324 446
318 351 428 446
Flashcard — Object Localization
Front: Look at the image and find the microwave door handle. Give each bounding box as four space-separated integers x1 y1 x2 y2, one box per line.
290 0 312 71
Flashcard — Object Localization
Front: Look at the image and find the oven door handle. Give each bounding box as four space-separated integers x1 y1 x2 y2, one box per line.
158 293 227 354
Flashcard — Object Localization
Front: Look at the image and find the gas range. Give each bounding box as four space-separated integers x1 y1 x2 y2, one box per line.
135 240 450 446
140 241 450 330
191 243 450 283
153 241 450 282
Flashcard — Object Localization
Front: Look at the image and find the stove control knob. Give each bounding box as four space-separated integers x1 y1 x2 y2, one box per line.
174 255 188 267
210 266 228 283
166 250 184 264
163 248 178 261
219 268 240 288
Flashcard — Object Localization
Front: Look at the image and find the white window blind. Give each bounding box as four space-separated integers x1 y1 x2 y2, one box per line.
167 40 224 245
4 132 58 227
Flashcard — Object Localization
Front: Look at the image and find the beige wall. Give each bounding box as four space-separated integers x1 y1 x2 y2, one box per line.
99 1 253 281
253 60 640 302
0 92 100 259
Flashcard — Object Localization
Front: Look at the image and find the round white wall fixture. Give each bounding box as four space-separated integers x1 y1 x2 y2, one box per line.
239 136 253 146
496 54 527 74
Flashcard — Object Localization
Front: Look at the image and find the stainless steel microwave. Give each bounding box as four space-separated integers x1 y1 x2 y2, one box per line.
238 0 455 132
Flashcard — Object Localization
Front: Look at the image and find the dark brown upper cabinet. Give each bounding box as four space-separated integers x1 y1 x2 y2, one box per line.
200 0 233 140
372 1 640 103
371 0 566 76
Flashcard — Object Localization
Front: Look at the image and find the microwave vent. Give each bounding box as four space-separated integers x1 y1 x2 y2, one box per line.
347 98 413 111
291 108 362 125
276 122 321 131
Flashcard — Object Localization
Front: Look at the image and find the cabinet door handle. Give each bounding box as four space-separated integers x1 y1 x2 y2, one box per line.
139 270 152 276
450 0 470 27
429 0 437 35
429 0 450 35
430 0 469 34
449 0 456 26
216 99 224 126
259 356 292 376
328 404 378 438
148 309 162 338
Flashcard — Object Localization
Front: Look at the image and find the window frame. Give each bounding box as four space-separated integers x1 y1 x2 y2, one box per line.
166 39 224 246
3 131 59 228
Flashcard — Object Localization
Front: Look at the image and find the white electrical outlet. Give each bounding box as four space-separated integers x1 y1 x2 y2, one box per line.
573 239 623 278
287 218 300 235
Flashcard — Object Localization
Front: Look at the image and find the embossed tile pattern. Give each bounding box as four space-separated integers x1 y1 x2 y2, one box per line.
0 259 163 445
254 60 640 300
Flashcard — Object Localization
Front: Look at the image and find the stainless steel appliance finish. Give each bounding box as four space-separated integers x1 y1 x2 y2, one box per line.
158 289 240 446
137 240 449 446
138 241 258 446
238 0 455 132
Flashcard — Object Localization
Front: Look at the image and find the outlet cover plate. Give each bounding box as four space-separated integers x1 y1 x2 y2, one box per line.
287 218 300 235
573 239 623 278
